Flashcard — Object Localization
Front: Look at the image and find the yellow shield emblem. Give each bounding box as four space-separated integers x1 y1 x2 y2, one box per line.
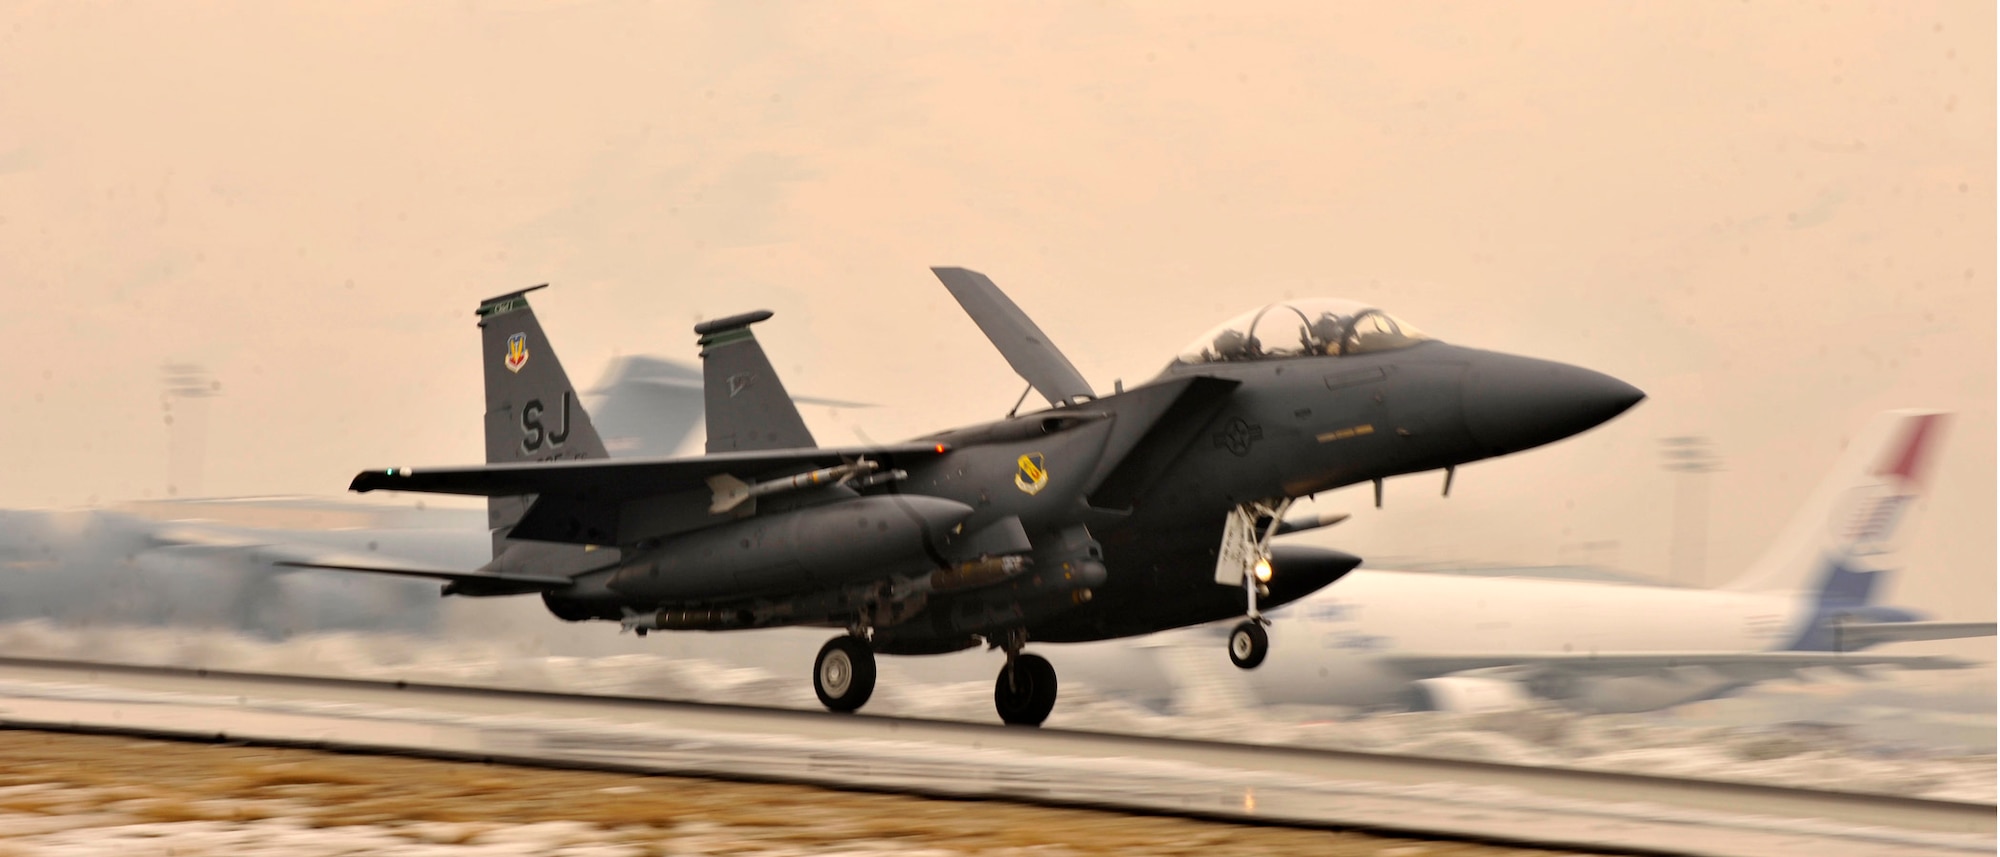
1014 453 1049 496
504 332 530 373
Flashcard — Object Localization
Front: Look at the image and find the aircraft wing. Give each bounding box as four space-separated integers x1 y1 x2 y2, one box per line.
1383 651 1976 682
351 443 947 497
1835 621 1998 648
350 443 951 545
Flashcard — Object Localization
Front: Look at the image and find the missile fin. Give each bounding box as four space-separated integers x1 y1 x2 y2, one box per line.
706 473 752 514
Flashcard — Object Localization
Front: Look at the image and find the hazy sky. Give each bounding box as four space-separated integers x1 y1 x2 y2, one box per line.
3 3 1992 634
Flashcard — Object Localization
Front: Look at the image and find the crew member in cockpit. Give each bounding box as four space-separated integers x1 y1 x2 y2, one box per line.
1306 312 1348 356
1211 328 1257 361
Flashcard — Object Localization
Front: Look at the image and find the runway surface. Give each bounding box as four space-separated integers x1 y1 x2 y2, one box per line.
0 656 1989 857
1 620 1987 802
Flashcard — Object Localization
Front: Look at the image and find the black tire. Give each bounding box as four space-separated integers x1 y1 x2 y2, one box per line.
813 636 877 713
994 653 1059 727
1228 620 1269 670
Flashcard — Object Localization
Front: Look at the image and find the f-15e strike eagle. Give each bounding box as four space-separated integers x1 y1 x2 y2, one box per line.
291 269 1643 726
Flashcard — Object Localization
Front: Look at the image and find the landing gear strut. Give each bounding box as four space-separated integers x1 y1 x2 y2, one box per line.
1218 498 1290 671
992 629 1058 727
813 635 877 713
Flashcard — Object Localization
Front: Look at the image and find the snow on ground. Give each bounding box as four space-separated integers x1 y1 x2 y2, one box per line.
0 619 1990 802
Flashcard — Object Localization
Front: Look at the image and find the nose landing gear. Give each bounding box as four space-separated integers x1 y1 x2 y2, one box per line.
1217 498 1290 671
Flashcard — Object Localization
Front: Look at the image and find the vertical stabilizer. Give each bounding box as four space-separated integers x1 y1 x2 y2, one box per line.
475 287 610 548
695 310 817 453
1721 410 1948 605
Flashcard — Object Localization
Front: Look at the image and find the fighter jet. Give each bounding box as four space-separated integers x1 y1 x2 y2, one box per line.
293 269 1643 726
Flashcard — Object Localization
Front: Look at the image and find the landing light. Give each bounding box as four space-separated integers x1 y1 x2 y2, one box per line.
1253 557 1273 582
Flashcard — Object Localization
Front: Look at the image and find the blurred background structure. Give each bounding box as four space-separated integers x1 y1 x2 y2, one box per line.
1660 435 1722 587
160 363 219 498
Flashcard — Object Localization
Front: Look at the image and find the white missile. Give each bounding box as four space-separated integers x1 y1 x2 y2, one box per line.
706 460 881 514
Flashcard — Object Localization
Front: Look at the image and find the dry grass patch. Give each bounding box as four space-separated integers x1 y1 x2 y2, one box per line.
0 797 65 815
226 760 376 790
0 729 1588 857
124 797 277 824
394 822 490 845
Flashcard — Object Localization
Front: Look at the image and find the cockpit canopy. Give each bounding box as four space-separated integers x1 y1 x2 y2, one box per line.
1173 299 1432 365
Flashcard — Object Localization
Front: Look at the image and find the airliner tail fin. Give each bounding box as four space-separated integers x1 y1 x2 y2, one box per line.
1721 410 1947 600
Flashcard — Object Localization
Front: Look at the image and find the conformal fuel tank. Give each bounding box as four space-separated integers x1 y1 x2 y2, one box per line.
606 495 975 600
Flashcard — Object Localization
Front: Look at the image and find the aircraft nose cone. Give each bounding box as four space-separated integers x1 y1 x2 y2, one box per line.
1462 353 1644 455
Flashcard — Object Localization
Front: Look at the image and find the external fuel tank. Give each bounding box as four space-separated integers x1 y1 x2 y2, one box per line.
605 495 974 601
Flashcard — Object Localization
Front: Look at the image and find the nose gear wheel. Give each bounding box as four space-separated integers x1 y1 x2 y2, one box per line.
1228 620 1269 669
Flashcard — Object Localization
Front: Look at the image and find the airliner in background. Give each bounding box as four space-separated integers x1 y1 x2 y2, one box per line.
1061 409 1994 715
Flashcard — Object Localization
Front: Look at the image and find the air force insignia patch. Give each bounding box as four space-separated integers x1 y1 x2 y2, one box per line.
504 332 530 373
1014 453 1049 496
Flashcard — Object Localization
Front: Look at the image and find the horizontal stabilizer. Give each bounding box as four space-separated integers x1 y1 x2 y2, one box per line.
145 526 506 580
932 267 1094 407
274 559 574 588
1836 620 1997 649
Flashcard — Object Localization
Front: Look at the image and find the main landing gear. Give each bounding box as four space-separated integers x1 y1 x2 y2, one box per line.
811 630 1058 726
992 629 1057 727
813 635 877 713
811 628 1060 726
812 624 1064 724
